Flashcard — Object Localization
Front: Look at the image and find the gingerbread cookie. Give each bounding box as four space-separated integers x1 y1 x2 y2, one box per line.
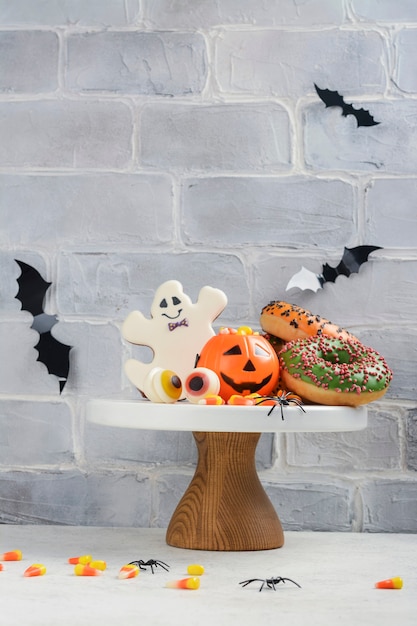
122 280 227 400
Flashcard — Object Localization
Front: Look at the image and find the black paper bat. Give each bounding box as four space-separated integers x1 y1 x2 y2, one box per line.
15 260 72 392
286 246 382 292
314 84 380 127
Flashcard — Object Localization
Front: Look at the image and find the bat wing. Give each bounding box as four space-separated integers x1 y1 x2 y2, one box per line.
285 266 323 292
314 84 380 127
350 107 380 127
35 331 72 392
321 246 382 283
15 260 51 316
15 260 72 393
314 84 345 109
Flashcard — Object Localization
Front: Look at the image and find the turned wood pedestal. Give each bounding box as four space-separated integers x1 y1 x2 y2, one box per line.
166 431 284 551
87 400 367 552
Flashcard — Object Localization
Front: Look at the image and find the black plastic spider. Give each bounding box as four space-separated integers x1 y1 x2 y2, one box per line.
255 391 306 420
128 559 170 573
239 576 301 592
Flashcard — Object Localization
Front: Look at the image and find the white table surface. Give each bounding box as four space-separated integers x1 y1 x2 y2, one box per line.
0 526 414 626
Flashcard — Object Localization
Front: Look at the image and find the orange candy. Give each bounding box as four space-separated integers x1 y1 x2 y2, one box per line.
74 564 102 577
118 564 140 579
24 564 46 577
68 554 92 565
375 577 403 589
198 394 225 405
166 577 200 590
0 550 22 561
227 395 256 406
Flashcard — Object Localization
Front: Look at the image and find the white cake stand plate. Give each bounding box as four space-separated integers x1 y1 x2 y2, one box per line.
87 399 367 552
87 399 367 433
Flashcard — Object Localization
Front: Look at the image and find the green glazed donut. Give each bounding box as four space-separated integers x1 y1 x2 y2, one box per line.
279 335 392 406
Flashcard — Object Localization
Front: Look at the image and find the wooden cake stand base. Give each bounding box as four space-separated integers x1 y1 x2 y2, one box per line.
87 400 367 552
166 431 283 551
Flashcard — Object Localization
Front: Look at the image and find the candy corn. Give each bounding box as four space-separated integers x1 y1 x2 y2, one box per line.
88 560 106 571
166 577 200 590
118 564 140 580
68 554 92 565
375 577 403 589
0 550 22 561
227 395 255 406
24 564 46 577
198 395 224 405
74 564 102 577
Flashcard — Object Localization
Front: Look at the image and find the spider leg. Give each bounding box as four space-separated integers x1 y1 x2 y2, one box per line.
239 578 261 588
155 560 170 572
281 576 302 588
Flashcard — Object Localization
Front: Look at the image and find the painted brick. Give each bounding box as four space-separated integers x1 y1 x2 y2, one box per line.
304 100 417 174
0 174 174 248
265 478 354 531
253 255 417 328
351 0 417 22
57 251 249 322
140 103 291 172
0 470 151 526
0 31 58 93
406 409 417 471
144 0 345 28
0 1 416 536
155 472 194 527
365 178 417 247
52 321 124 395
358 328 416 402
286 407 401 471
394 29 417 93
0 320 61 395
0 0 140 26
215 29 385 98
293 259 417 330
85 428 274 468
66 31 207 95
86 427 197 466
182 176 355 247
0 101 132 168
362 479 417 532
0 400 74 466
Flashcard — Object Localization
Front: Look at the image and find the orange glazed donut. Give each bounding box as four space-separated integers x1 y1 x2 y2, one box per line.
279 335 392 407
260 301 356 343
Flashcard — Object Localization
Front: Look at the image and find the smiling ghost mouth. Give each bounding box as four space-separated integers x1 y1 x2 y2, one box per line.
220 372 273 394
161 309 183 320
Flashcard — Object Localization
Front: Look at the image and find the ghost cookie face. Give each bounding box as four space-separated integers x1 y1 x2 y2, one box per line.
122 280 227 401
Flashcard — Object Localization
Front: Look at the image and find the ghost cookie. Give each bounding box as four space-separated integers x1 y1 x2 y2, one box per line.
122 280 227 401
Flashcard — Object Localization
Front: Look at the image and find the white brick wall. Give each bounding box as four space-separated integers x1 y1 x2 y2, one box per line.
1 0 416 532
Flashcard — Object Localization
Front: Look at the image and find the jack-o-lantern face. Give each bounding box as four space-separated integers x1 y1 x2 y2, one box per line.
197 327 279 401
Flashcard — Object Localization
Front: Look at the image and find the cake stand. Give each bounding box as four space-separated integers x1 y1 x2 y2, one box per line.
87 399 367 552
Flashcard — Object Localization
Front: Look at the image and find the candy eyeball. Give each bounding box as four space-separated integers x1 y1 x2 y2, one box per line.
143 367 182 403
184 368 220 403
